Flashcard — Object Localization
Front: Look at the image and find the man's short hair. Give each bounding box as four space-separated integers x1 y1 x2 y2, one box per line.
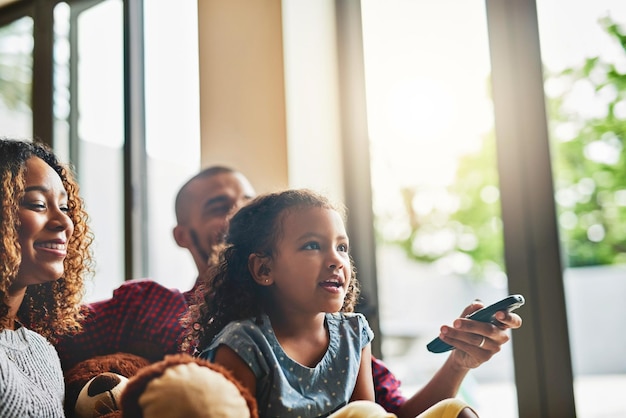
174 166 238 224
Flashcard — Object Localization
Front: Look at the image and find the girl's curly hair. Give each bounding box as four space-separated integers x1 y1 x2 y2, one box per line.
0 138 94 341
183 188 360 351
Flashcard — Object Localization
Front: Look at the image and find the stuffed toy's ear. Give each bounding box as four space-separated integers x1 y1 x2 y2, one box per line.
121 353 258 418
74 373 128 418
64 352 151 418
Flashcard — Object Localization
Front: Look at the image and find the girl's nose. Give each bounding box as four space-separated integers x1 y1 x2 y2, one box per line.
328 253 344 270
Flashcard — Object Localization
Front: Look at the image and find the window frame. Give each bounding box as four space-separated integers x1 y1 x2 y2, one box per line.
2 0 147 280
484 1 576 416
334 0 577 416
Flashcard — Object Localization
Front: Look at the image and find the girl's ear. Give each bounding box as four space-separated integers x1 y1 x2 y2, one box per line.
248 253 273 286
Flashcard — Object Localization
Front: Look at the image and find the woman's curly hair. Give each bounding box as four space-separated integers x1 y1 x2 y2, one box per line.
0 138 94 341
183 188 360 351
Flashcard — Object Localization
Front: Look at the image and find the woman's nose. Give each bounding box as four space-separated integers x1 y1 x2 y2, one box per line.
49 208 73 231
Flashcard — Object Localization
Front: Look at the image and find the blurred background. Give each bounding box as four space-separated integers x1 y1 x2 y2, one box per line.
1 1 625 417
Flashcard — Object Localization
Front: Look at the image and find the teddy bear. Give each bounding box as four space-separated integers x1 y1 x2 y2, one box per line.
64 352 258 418
64 352 151 418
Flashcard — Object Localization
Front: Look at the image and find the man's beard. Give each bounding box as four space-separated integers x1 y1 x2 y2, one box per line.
190 228 225 267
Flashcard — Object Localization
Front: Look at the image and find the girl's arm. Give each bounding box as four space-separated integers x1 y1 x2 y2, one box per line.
212 345 257 396
350 344 375 402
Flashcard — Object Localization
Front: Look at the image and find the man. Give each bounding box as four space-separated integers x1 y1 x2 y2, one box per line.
55 166 522 417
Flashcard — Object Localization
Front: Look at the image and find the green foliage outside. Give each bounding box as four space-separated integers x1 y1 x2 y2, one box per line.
388 17 626 278
549 18 626 267
0 19 32 111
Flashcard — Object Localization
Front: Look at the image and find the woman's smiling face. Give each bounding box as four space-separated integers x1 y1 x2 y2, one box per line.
14 157 74 290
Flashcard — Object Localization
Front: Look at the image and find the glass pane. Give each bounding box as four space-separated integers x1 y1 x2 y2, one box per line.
78 0 125 302
53 3 70 163
536 1 626 417
144 0 200 290
361 1 517 417
54 0 125 302
0 16 33 138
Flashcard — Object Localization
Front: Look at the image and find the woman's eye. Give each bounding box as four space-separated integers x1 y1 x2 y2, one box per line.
303 242 321 250
60 205 70 213
25 202 46 210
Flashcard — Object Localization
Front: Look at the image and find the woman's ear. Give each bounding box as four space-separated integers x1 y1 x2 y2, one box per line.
248 254 273 286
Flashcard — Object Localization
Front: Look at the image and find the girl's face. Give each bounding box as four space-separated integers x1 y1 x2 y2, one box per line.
265 207 351 315
13 157 74 290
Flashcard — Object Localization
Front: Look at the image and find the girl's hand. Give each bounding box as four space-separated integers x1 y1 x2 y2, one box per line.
437 301 523 369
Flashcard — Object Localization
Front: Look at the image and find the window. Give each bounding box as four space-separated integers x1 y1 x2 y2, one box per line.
0 16 33 138
54 0 126 300
0 0 200 301
536 1 626 416
361 1 516 416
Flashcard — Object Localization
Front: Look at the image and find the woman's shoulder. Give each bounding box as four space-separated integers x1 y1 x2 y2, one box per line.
0 327 58 356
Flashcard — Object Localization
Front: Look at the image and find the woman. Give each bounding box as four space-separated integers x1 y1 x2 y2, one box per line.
0 138 93 417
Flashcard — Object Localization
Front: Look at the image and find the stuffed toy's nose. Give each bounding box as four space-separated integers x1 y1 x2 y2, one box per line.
138 363 251 418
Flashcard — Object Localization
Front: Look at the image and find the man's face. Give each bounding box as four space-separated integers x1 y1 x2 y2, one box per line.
176 172 255 272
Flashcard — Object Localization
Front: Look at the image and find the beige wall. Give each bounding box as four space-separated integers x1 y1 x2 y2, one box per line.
197 0 288 194
196 0 381 357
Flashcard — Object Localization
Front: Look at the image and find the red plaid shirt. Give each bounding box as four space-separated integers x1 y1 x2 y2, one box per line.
55 279 407 413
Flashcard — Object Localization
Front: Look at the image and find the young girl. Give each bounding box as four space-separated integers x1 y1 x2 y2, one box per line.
184 188 479 418
0 138 93 417
186 188 394 417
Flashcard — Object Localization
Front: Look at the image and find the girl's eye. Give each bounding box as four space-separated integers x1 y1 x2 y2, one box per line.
60 204 70 213
338 243 348 252
303 242 321 250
